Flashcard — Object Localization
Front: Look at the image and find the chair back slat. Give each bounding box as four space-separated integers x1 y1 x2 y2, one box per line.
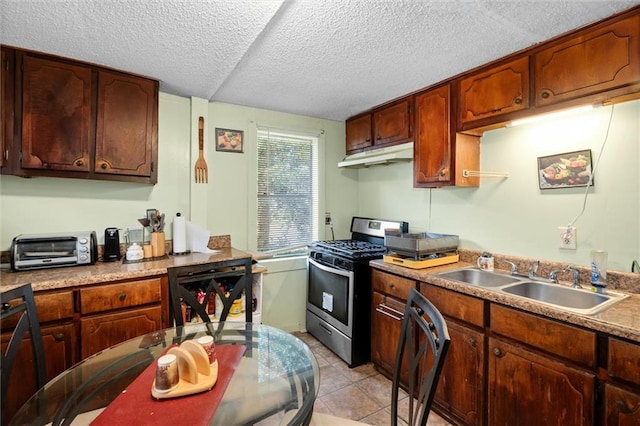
1 283 47 424
167 258 253 327
391 287 451 426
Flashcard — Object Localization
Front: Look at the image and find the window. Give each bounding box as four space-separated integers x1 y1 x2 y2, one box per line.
257 128 319 252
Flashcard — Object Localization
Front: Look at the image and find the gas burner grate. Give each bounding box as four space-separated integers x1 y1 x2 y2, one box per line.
309 239 387 259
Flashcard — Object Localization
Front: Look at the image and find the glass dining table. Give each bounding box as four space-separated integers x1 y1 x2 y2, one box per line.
10 322 319 426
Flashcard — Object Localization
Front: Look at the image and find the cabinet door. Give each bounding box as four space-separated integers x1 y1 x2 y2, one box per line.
21 54 92 171
95 70 157 179
1 47 14 172
458 56 529 127
1 322 76 425
371 291 409 384
414 85 452 187
345 113 372 154
534 15 640 106
372 97 413 147
80 305 162 359
488 337 595 426
605 383 640 426
433 320 485 426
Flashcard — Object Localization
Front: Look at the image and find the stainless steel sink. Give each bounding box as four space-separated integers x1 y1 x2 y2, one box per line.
436 267 629 315
437 268 522 287
500 281 629 315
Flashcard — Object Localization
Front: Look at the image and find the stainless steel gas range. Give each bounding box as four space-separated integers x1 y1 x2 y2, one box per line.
306 216 408 367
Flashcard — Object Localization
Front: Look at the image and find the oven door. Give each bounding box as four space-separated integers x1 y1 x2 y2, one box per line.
307 257 354 338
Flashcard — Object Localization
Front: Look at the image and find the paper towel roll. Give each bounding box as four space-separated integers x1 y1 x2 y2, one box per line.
172 213 187 254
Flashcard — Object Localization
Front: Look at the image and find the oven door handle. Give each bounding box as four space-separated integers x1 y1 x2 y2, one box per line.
375 304 404 321
308 257 354 279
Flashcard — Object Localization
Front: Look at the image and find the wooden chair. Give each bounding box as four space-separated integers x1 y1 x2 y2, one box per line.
167 257 253 327
311 287 451 426
1 283 47 424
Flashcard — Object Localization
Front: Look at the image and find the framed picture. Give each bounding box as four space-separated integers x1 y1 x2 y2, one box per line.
215 128 244 153
538 149 593 189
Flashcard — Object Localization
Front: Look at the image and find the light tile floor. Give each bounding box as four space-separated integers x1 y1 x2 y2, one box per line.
293 332 452 426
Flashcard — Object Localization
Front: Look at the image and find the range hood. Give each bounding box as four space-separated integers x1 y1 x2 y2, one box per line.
338 142 413 169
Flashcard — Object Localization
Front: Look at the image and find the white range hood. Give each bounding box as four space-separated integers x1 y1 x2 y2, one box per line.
338 142 413 169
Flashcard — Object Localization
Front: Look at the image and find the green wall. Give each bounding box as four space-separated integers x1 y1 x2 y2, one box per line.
356 100 640 272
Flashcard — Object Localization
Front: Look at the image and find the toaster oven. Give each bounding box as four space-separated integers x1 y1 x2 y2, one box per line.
10 231 98 271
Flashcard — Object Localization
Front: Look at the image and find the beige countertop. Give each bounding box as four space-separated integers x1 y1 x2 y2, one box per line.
371 260 640 344
0 247 260 293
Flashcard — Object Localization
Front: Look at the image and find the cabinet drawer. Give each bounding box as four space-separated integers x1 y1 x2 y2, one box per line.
79 278 161 314
372 269 415 301
490 304 596 368
1 289 74 329
420 283 485 328
608 337 640 385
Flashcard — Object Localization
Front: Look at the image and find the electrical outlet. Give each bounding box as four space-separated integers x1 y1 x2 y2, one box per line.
558 226 577 249
325 212 332 225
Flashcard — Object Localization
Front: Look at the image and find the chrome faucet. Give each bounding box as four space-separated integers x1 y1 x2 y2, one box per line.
548 265 581 287
504 261 519 275
548 269 563 283
528 260 540 279
566 265 581 288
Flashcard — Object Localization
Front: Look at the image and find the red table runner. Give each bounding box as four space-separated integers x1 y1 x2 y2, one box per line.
91 344 246 425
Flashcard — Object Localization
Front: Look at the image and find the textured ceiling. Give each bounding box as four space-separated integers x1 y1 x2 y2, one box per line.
1 0 639 121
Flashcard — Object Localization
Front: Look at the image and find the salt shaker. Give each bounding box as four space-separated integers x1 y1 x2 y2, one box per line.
197 335 217 365
154 354 179 393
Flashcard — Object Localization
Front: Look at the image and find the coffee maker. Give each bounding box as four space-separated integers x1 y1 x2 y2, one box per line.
103 228 121 261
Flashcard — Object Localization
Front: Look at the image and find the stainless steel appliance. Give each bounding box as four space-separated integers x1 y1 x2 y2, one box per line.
10 231 98 271
307 216 408 367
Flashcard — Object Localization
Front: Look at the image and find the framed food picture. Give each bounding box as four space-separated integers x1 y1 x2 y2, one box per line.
538 149 593 189
215 128 244 153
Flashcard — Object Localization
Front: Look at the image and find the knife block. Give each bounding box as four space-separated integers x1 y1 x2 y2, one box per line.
151 232 165 257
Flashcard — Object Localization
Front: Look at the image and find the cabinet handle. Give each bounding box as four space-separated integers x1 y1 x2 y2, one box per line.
541 91 550 99
75 159 84 167
1 302 10 311
615 400 637 414
469 337 477 347
101 162 108 169
119 293 127 301
376 135 381 140
54 333 65 341
376 304 403 321
514 97 522 105
493 347 502 357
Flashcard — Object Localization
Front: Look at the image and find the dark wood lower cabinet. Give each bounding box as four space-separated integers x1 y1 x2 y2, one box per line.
605 383 640 425
433 319 485 426
80 305 162 359
1 322 76 425
371 291 408 384
487 337 595 426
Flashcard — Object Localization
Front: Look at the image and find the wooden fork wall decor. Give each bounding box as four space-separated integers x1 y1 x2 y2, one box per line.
194 116 209 183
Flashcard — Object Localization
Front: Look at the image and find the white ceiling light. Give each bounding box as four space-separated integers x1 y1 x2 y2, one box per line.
509 105 595 127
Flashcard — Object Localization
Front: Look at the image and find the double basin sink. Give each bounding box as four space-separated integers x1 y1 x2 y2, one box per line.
437 267 629 315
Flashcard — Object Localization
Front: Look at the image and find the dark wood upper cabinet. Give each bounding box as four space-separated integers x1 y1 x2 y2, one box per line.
458 56 529 129
21 54 92 172
345 112 372 154
372 97 413 147
95 70 157 179
345 97 413 155
1 47 159 184
1 47 14 172
414 85 451 186
534 14 640 107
